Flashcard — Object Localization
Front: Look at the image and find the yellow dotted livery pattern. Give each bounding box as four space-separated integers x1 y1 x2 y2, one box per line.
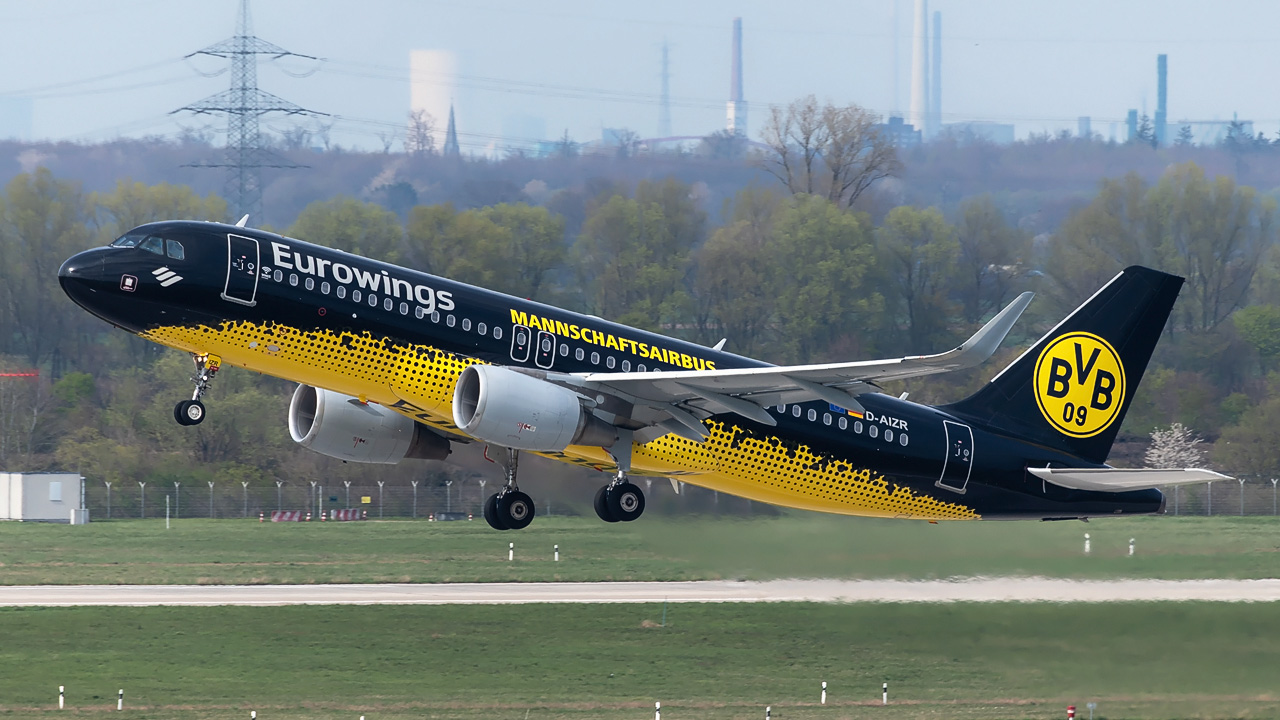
143 320 979 521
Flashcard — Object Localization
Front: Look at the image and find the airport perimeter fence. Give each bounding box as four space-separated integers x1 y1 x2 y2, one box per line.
76 478 1280 520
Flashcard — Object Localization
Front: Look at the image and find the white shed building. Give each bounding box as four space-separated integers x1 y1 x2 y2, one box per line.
0 473 86 523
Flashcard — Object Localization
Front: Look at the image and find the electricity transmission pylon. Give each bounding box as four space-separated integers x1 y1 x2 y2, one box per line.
174 0 325 220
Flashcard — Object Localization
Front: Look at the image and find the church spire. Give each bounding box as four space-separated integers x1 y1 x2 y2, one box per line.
443 102 460 157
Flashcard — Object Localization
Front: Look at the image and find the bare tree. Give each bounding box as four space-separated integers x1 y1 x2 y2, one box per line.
405 109 436 156
761 95 900 208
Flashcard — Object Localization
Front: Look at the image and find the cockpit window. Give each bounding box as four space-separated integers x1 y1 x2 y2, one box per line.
138 236 164 255
110 233 144 248
166 239 185 260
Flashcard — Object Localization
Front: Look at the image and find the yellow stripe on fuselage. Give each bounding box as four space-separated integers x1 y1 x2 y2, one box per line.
143 320 978 521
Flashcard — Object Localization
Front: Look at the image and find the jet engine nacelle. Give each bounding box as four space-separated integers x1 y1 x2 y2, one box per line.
452 365 617 452
288 385 450 464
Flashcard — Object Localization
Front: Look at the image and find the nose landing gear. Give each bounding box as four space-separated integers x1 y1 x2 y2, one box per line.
174 353 220 426
482 448 536 531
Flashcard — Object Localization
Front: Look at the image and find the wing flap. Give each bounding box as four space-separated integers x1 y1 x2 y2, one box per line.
1028 467 1231 492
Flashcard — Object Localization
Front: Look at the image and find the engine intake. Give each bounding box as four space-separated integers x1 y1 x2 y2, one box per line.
452 365 617 451
288 385 450 464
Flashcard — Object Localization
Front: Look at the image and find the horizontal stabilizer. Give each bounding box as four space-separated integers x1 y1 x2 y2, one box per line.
1029 467 1231 493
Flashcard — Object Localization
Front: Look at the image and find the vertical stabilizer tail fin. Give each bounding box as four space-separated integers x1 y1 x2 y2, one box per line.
943 266 1183 465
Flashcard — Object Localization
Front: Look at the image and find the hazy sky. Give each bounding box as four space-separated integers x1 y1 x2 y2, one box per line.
4 0 1279 151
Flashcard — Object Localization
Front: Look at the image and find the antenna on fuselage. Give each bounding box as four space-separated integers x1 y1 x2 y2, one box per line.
235 214 250 227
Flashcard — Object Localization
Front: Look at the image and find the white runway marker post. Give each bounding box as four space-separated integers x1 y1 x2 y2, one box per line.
1084 533 1091 554
59 685 64 709
821 680 827 704
117 689 122 710
883 681 888 705
250 712 256 719
655 701 661 720
509 542 514 561
1129 538 1135 556
554 544 559 562
766 706 771 720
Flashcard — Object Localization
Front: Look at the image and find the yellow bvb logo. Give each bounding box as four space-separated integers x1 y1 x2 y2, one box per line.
1033 332 1126 438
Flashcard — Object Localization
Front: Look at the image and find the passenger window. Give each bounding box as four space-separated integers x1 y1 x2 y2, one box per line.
590 351 600 365
823 413 832 426
336 286 347 299
478 322 487 335
139 236 164 255
289 274 298 287
369 294 378 307
606 356 616 369
869 425 878 439
352 289 362 302
885 429 894 443
431 311 440 323
165 239 185 260
321 281 330 294
382 297 392 310
854 420 863 433
807 409 817 421
792 406 802 418
446 315 456 327
399 302 409 315
305 278 314 291
559 344 568 357
273 269 283 282
838 417 848 430
622 360 631 371
900 434 909 446
493 326 502 340
637 364 646 372
575 348 584 361
415 306 425 319
462 318 472 331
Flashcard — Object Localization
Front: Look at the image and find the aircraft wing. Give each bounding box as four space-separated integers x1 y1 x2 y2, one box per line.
566 292 1034 442
1028 467 1231 492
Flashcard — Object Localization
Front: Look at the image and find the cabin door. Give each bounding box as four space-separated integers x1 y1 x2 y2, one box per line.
222 234 260 306
937 420 974 494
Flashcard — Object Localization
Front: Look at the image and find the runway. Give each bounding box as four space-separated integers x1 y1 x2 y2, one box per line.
0 578 1278 606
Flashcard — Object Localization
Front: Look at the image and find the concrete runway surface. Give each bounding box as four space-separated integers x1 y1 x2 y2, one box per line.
0 579 1278 606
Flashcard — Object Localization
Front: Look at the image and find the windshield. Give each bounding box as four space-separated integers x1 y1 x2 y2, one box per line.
110 233 145 248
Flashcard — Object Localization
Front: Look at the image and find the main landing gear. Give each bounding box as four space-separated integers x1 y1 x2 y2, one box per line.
594 428 645 524
174 353 221 426
482 448 536 531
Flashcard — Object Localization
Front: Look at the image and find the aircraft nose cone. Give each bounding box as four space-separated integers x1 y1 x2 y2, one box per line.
58 249 105 308
58 251 99 279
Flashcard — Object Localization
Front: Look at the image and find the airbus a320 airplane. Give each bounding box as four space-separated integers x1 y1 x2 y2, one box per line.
58 220 1226 530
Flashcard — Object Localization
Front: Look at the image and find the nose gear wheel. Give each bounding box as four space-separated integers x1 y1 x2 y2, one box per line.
173 353 221 426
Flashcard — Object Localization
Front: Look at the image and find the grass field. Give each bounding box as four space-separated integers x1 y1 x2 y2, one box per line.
0 514 1276 585
0 602 1276 719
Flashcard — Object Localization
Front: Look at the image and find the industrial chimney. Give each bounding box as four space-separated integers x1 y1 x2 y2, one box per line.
727 17 747 136
909 0 928 136
1155 54 1168 146
930 10 941 137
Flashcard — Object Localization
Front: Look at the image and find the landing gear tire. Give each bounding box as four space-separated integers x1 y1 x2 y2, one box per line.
606 482 645 522
483 493 509 531
174 399 206 426
497 491 535 530
594 485 618 523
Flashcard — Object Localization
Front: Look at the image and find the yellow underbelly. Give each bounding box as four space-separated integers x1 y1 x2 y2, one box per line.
144 321 978 521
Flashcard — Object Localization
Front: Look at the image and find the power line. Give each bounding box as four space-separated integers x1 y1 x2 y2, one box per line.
171 0 325 220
